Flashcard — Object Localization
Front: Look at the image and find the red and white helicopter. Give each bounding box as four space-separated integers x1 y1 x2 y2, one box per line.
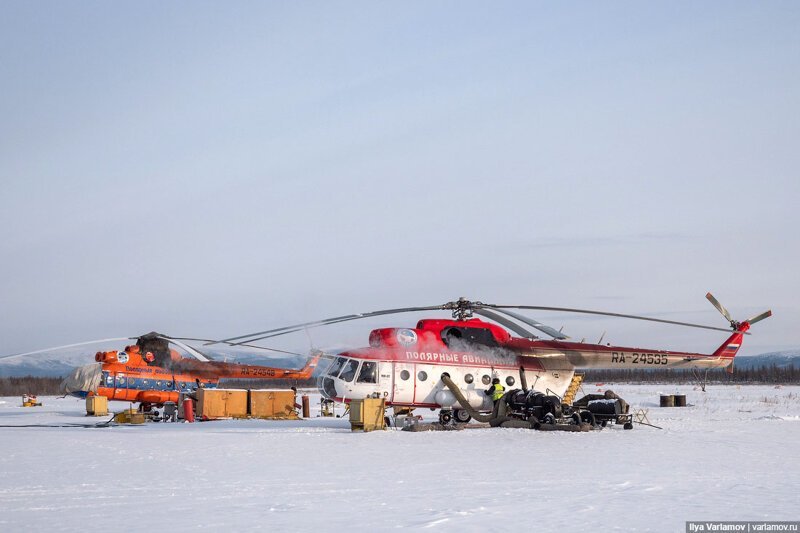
209 294 771 423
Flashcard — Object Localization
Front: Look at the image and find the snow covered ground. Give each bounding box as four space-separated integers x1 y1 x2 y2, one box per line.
0 384 798 532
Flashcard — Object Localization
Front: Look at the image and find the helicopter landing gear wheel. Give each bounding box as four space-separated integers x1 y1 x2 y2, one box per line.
453 409 471 424
543 413 556 425
439 410 453 425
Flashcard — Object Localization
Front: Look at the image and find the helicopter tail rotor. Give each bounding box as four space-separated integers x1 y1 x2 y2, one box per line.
706 292 734 326
705 293 772 374
706 292 772 331
744 309 772 326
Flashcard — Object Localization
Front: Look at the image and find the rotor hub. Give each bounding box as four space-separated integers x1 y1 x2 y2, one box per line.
443 297 483 321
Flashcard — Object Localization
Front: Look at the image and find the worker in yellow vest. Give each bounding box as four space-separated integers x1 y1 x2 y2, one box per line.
486 377 505 404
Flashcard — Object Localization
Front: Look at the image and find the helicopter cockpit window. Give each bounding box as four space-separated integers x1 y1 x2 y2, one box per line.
339 359 360 382
357 362 377 383
327 357 347 376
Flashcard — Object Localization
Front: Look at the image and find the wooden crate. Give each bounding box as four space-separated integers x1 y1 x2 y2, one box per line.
197 388 249 419
250 389 298 419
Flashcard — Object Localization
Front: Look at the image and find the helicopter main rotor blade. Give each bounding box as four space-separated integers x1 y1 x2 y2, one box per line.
209 313 364 345
167 336 308 358
155 336 211 362
211 305 446 346
472 309 538 339
209 293 753 351
485 304 739 334
230 306 447 345
0 338 132 361
483 307 569 339
233 315 379 344
745 310 772 325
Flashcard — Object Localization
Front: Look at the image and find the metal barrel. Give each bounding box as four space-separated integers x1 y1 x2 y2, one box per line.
674 394 687 407
302 395 310 418
660 394 675 407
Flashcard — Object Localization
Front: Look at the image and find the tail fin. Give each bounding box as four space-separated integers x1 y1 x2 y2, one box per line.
710 325 748 373
296 351 322 378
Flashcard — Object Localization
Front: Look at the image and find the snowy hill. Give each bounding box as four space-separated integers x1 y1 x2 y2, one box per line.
0 346 97 377
734 350 800 370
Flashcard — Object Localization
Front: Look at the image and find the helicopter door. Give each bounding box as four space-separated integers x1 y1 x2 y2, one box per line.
413 364 435 404
377 361 393 398
113 372 127 400
392 362 415 404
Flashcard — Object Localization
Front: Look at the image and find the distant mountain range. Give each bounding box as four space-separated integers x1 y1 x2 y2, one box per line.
1 343 798 378
733 350 800 370
0 344 310 378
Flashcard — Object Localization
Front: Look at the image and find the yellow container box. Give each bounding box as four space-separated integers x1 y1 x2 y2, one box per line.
114 409 145 424
349 398 386 432
86 395 109 416
250 389 298 419
197 388 249 419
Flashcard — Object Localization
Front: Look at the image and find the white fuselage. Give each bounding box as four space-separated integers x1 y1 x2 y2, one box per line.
317 353 575 411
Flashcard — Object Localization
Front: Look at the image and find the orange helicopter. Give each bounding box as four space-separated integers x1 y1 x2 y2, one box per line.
55 332 320 408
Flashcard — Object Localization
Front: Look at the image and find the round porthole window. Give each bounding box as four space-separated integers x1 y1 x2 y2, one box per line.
400 370 410 381
418 371 428 381
464 374 474 384
506 376 515 386
481 375 491 385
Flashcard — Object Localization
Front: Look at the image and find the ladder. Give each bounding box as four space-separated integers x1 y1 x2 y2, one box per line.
561 373 584 405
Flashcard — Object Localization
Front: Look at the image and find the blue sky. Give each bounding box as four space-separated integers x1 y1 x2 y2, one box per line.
1 2 798 357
